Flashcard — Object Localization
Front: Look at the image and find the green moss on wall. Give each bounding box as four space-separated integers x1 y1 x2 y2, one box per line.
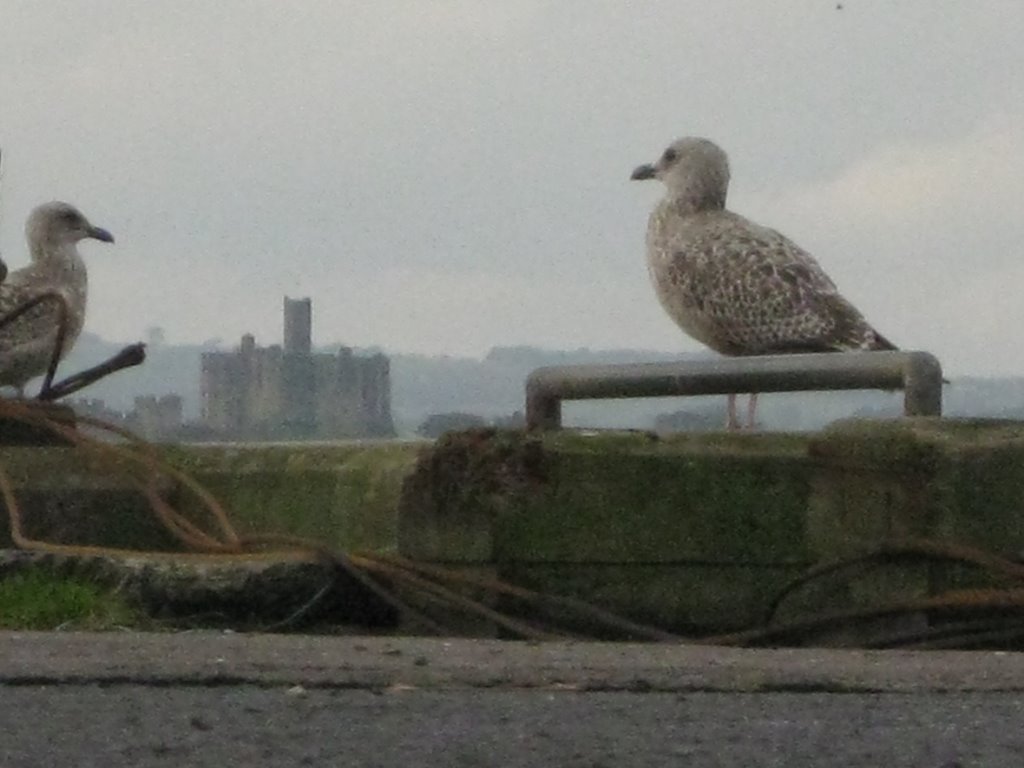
164 441 425 552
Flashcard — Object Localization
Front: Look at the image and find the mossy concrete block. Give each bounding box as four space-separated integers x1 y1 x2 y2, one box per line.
397 429 547 562
0 441 425 554
399 422 1024 636
501 563 799 633
398 429 814 632
496 432 810 565
400 429 811 563
0 405 77 447
0 447 180 550
806 418 1024 622
808 418 1024 557
164 441 426 552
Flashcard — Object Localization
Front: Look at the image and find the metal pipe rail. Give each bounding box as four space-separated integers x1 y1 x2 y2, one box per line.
525 350 943 430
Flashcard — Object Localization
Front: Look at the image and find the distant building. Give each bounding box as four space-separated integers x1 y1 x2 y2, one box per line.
200 297 394 439
67 397 130 430
132 394 183 440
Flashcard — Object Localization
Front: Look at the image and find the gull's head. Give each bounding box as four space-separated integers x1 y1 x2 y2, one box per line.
26 201 115 250
631 137 730 209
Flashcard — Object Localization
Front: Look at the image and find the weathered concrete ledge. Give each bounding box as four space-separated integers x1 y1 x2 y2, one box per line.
398 429 814 632
165 441 426 552
397 420 1024 636
0 446 180 550
0 440 425 628
0 549 398 629
809 418 1024 557
4 422 1024 639
0 440 419 629
0 440 426 553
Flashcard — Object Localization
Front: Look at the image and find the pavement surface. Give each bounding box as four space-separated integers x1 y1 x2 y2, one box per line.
2 631 1024 767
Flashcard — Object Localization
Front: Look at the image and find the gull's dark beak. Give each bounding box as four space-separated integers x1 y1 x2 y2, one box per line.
88 226 115 244
630 163 656 181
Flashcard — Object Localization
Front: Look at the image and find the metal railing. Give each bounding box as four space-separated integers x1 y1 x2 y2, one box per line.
525 350 943 430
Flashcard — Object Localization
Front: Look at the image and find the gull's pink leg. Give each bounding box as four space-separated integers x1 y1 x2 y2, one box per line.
746 393 759 430
726 393 740 430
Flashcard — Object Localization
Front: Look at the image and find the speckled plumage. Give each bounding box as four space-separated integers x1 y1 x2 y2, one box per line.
632 137 894 357
0 202 113 394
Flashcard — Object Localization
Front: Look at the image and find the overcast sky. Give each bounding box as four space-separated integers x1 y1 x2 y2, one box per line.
1 1 1022 375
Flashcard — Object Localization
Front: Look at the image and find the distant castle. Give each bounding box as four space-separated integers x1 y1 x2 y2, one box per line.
199 298 394 439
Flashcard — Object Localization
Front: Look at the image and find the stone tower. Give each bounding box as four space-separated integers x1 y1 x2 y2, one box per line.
283 296 312 355
281 296 314 435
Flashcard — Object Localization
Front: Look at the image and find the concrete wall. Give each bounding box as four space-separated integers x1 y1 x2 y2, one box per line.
0 441 425 554
397 420 1024 635
9 418 1024 638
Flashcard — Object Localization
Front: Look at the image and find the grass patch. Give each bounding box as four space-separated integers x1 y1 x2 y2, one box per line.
0 570 141 631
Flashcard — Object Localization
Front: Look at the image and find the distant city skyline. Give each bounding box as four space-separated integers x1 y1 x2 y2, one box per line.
2 2 1022 375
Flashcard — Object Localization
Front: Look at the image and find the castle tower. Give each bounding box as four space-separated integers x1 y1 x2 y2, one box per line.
281 296 314 436
283 296 312 355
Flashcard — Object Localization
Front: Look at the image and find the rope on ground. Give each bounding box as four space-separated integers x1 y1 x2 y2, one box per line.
704 541 1024 649
764 537 1024 626
705 587 1024 648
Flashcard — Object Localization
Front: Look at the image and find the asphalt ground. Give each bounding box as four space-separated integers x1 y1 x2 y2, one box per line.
2 631 1023 767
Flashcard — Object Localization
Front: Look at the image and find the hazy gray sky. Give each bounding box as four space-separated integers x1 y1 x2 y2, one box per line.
1 1 1021 375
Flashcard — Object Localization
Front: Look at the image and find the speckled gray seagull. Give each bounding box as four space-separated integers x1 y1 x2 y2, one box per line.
0 202 114 396
631 136 895 429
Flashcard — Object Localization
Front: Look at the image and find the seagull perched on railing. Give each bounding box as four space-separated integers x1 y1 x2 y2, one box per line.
631 136 895 429
0 202 114 397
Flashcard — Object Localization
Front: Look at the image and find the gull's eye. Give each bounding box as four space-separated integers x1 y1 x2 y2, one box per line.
60 210 82 226
662 148 677 164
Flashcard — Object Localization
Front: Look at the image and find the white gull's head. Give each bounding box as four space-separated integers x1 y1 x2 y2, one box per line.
631 137 731 211
25 202 114 260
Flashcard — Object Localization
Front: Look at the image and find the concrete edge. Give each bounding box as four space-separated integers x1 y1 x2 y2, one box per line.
0 631 1020 693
